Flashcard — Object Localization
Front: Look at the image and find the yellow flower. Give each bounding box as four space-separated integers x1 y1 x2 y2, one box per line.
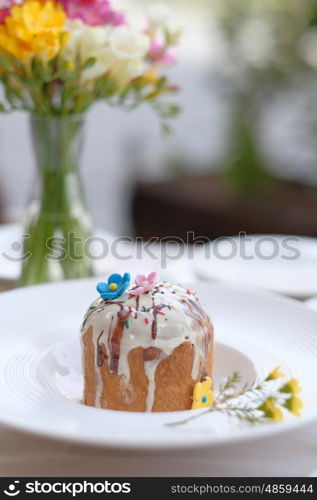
258 398 284 422
64 61 74 71
191 377 215 410
280 378 302 395
284 396 303 417
0 0 68 62
265 366 285 381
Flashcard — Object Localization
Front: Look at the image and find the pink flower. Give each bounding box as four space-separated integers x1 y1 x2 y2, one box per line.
130 272 157 296
149 40 177 66
0 10 9 24
61 0 125 27
0 0 21 25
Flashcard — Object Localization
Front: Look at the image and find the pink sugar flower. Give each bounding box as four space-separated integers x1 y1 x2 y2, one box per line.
130 272 157 296
61 0 125 27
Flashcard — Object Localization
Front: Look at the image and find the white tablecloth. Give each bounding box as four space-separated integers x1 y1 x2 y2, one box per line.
1 421 317 477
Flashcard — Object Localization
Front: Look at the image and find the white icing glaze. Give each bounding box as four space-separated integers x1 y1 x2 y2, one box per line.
81 282 213 411
144 358 161 412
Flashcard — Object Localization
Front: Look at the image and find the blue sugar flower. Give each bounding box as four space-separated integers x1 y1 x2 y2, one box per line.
97 273 131 300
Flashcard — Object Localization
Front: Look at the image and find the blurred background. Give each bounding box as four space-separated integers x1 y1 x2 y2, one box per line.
1 0 317 238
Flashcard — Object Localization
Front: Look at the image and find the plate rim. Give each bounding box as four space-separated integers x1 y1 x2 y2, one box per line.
0 401 315 452
194 233 317 299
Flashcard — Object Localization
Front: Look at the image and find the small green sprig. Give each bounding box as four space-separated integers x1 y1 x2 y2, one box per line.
166 367 303 428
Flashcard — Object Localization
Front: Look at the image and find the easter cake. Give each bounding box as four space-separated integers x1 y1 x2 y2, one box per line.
81 272 214 412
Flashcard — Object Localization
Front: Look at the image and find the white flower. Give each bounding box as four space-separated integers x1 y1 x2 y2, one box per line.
63 21 111 81
63 22 150 83
165 22 183 46
103 26 150 83
108 26 150 61
299 29 317 69
147 4 182 46
0 0 22 8
147 4 171 31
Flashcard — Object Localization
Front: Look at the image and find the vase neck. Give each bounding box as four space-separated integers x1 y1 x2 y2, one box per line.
31 114 85 174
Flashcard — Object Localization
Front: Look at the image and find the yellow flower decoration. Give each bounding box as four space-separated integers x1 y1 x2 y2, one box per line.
191 377 215 410
280 378 301 395
0 0 69 62
283 395 303 417
265 366 285 381
258 398 284 422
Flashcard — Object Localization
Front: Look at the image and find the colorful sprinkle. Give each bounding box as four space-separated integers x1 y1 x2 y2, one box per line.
144 318 150 325
125 320 130 329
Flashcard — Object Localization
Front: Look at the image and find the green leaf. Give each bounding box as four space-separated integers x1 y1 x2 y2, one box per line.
81 57 97 70
162 122 173 135
0 54 12 71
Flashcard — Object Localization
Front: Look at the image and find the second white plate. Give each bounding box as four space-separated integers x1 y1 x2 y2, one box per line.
195 235 317 299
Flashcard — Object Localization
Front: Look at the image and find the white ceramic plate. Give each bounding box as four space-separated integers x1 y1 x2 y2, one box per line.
304 296 317 313
0 224 22 280
194 235 317 299
1 279 317 451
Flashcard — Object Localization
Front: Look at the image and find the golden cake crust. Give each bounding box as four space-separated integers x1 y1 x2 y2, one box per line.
81 282 214 412
83 325 214 412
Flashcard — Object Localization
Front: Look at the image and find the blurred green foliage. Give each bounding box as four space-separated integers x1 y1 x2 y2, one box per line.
210 0 317 193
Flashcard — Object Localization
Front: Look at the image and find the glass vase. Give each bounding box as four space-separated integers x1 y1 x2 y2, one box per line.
20 114 95 286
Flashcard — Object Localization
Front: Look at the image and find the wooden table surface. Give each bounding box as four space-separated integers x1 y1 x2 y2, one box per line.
0 279 16 293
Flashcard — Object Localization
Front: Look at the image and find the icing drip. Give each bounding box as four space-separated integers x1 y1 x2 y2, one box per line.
181 297 213 379
150 297 172 340
144 359 160 412
143 347 166 412
135 295 140 318
81 282 213 411
109 304 128 373
95 368 103 408
95 331 107 408
96 331 106 367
